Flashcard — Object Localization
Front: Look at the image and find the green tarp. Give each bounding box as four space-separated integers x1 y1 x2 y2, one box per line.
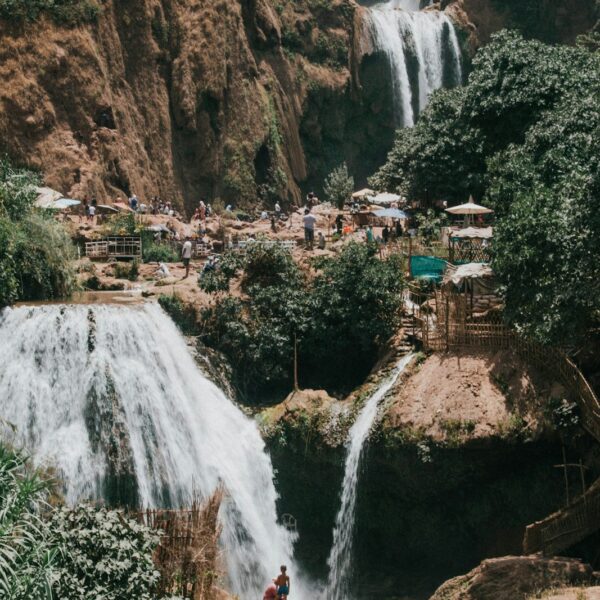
409 255 447 283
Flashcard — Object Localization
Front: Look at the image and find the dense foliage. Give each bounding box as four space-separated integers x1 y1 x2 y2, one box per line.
0 445 55 600
0 0 100 24
200 243 404 400
372 31 600 347
0 159 76 307
0 443 163 600
158 294 200 336
51 505 160 600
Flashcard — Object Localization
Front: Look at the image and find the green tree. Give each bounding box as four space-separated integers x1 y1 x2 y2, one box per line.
370 31 597 208
200 243 405 400
324 163 354 209
0 158 76 307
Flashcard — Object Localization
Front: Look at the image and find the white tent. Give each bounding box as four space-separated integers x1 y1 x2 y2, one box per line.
34 186 63 208
445 263 493 286
352 188 375 199
451 226 493 239
445 196 494 216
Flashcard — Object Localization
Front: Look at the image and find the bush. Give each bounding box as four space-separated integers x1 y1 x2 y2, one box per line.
0 159 76 307
0 443 56 600
143 243 179 264
158 294 199 335
106 212 137 236
113 260 139 281
50 505 160 600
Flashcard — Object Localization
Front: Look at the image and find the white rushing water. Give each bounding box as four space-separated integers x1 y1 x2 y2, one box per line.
326 353 414 600
0 303 309 599
366 0 463 126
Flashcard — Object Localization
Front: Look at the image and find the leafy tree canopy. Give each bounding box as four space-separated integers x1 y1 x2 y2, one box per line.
0 158 76 307
324 162 354 209
200 243 404 401
371 30 600 348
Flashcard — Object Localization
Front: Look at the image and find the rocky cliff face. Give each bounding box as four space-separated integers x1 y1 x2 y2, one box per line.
0 0 596 213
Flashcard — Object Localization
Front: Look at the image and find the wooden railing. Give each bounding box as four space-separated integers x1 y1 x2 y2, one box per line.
410 292 600 556
523 478 600 555
413 298 600 444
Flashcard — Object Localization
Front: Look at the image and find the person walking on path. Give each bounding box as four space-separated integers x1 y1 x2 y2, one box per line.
303 208 317 250
181 236 193 278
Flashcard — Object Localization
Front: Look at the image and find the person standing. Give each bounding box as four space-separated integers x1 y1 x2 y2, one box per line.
383 225 390 244
303 208 317 250
275 565 290 599
181 236 193 278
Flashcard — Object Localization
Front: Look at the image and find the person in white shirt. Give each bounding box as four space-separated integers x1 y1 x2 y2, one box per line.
303 208 317 250
181 236 193 278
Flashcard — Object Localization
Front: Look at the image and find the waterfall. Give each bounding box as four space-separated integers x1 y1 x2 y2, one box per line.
326 353 413 600
0 303 309 599
366 0 463 126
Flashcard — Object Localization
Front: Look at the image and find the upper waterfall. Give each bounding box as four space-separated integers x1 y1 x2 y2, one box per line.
0 303 309 599
365 0 463 126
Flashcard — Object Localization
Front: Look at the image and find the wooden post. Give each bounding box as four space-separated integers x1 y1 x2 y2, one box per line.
445 295 450 352
562 444 570 506
293 332 299 392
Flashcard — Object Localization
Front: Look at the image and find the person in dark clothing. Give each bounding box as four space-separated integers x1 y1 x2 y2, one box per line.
382 225 390 244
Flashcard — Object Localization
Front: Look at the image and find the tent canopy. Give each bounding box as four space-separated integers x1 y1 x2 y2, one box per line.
444 262 493 286
52 198 80 209
446 201 493 216
96 204 119 213
34 186 63 208
451 226 493 239
372 208 408 219
352 188 374 199
410 255 447 283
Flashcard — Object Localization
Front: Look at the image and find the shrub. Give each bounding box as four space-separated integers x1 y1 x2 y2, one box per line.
158 294 199 335
0 159 76 307
0 443 56 600
113 260 139 281
143 243 179 264
50 505 160 600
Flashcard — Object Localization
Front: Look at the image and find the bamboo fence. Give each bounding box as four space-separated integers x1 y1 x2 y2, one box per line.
135 490 223 600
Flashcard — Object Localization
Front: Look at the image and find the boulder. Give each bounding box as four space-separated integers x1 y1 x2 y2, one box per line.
430 556 593 600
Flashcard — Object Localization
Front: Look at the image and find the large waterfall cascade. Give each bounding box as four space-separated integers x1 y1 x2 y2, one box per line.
366 0 463 126
326 353 414 600
0 303 311 599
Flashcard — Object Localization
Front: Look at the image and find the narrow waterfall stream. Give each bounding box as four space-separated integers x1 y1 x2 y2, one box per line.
366 0 463 126
326 353 414 600
0 303 310 599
